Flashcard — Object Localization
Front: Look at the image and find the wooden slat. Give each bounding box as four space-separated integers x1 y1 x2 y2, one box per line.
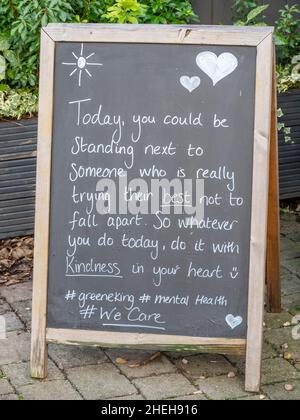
46 329 246 356
0 150 37 162
266 50 281 313
0 222 34 234
30 30 55 379
0 207 35 217
0 228 34 240
245 33 273 393
46 24 273 46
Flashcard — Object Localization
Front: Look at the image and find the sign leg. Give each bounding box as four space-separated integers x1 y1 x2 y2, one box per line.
31 281 48 378
266 57 281 314
31 334 48 379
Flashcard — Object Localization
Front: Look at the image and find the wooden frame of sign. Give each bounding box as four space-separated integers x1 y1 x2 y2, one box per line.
31 24 277 393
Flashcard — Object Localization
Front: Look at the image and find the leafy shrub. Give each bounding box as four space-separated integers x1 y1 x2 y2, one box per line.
0 0 197 119
232 1 268 26
232 1 300 67
277 55 300 93
103 0 148 24
0 85 38 119
275 5 300 67
142 0 198 25
3 1 74 89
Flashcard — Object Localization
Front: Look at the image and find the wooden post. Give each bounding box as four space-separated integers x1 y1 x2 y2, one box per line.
266 49 281 314
245 33 273 393
30 30 55 379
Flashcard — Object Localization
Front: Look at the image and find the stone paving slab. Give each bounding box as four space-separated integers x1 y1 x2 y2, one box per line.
0 299 10 315
282 260 300 278
116 354 177 379
2 312 24 333
0 282 32 305
195 376 250 400
264 327 300 361
0 332 30 365
11 300 32 329
66 363 137 400
17 380 82 401
49 344 107 370
172 393 207 400
264 311 294 330
0 377 14 395
261 358 300 385
133 373 196 400
280 213 300 242
0 394 19 400
110 394 145 400
2 360 63 387
282 293 300 315
174 354 235 379
281 268 300 296
280 237 299 253
262 380 300 400
227 342 278 373
237 395 269 401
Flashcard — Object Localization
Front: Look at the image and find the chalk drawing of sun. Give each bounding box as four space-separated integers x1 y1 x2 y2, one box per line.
62 43 103 87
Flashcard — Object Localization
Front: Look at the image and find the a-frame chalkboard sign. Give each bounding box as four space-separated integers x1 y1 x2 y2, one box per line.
31 24 279 393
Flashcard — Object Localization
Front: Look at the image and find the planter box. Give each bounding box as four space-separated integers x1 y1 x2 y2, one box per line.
0 118 37 239
278 88 300 199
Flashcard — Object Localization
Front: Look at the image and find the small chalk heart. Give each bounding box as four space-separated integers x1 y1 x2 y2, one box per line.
226 314 243 330
180 75 201 93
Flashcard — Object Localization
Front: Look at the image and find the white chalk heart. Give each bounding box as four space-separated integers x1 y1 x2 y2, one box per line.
180 75 201 93
196 52 238 86
226 314 243 330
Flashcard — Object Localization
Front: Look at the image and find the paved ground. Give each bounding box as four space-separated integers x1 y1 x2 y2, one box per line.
0 212 299 400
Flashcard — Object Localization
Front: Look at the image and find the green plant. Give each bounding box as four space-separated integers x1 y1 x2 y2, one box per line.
277 55 300 93
143 0 198 24
232 0 258 22
103 0 147 23
1 0 74 89
0 85 38 119
0 34 18 81
232 1 268 25
233 2 269 26
275 5 300 67
72 1 114 23
277 108 292 143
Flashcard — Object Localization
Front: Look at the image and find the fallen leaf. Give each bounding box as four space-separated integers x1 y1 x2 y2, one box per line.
228 371 236 378
182 358 189 365
0 236 33 286
284 352 293 361
283 322 291 328
115 357 127 365
128 352 161 368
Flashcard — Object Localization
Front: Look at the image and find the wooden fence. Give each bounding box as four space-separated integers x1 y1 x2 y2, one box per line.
193 0 300 25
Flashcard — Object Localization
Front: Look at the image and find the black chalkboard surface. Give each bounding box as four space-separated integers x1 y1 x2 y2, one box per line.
46 42 256 339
